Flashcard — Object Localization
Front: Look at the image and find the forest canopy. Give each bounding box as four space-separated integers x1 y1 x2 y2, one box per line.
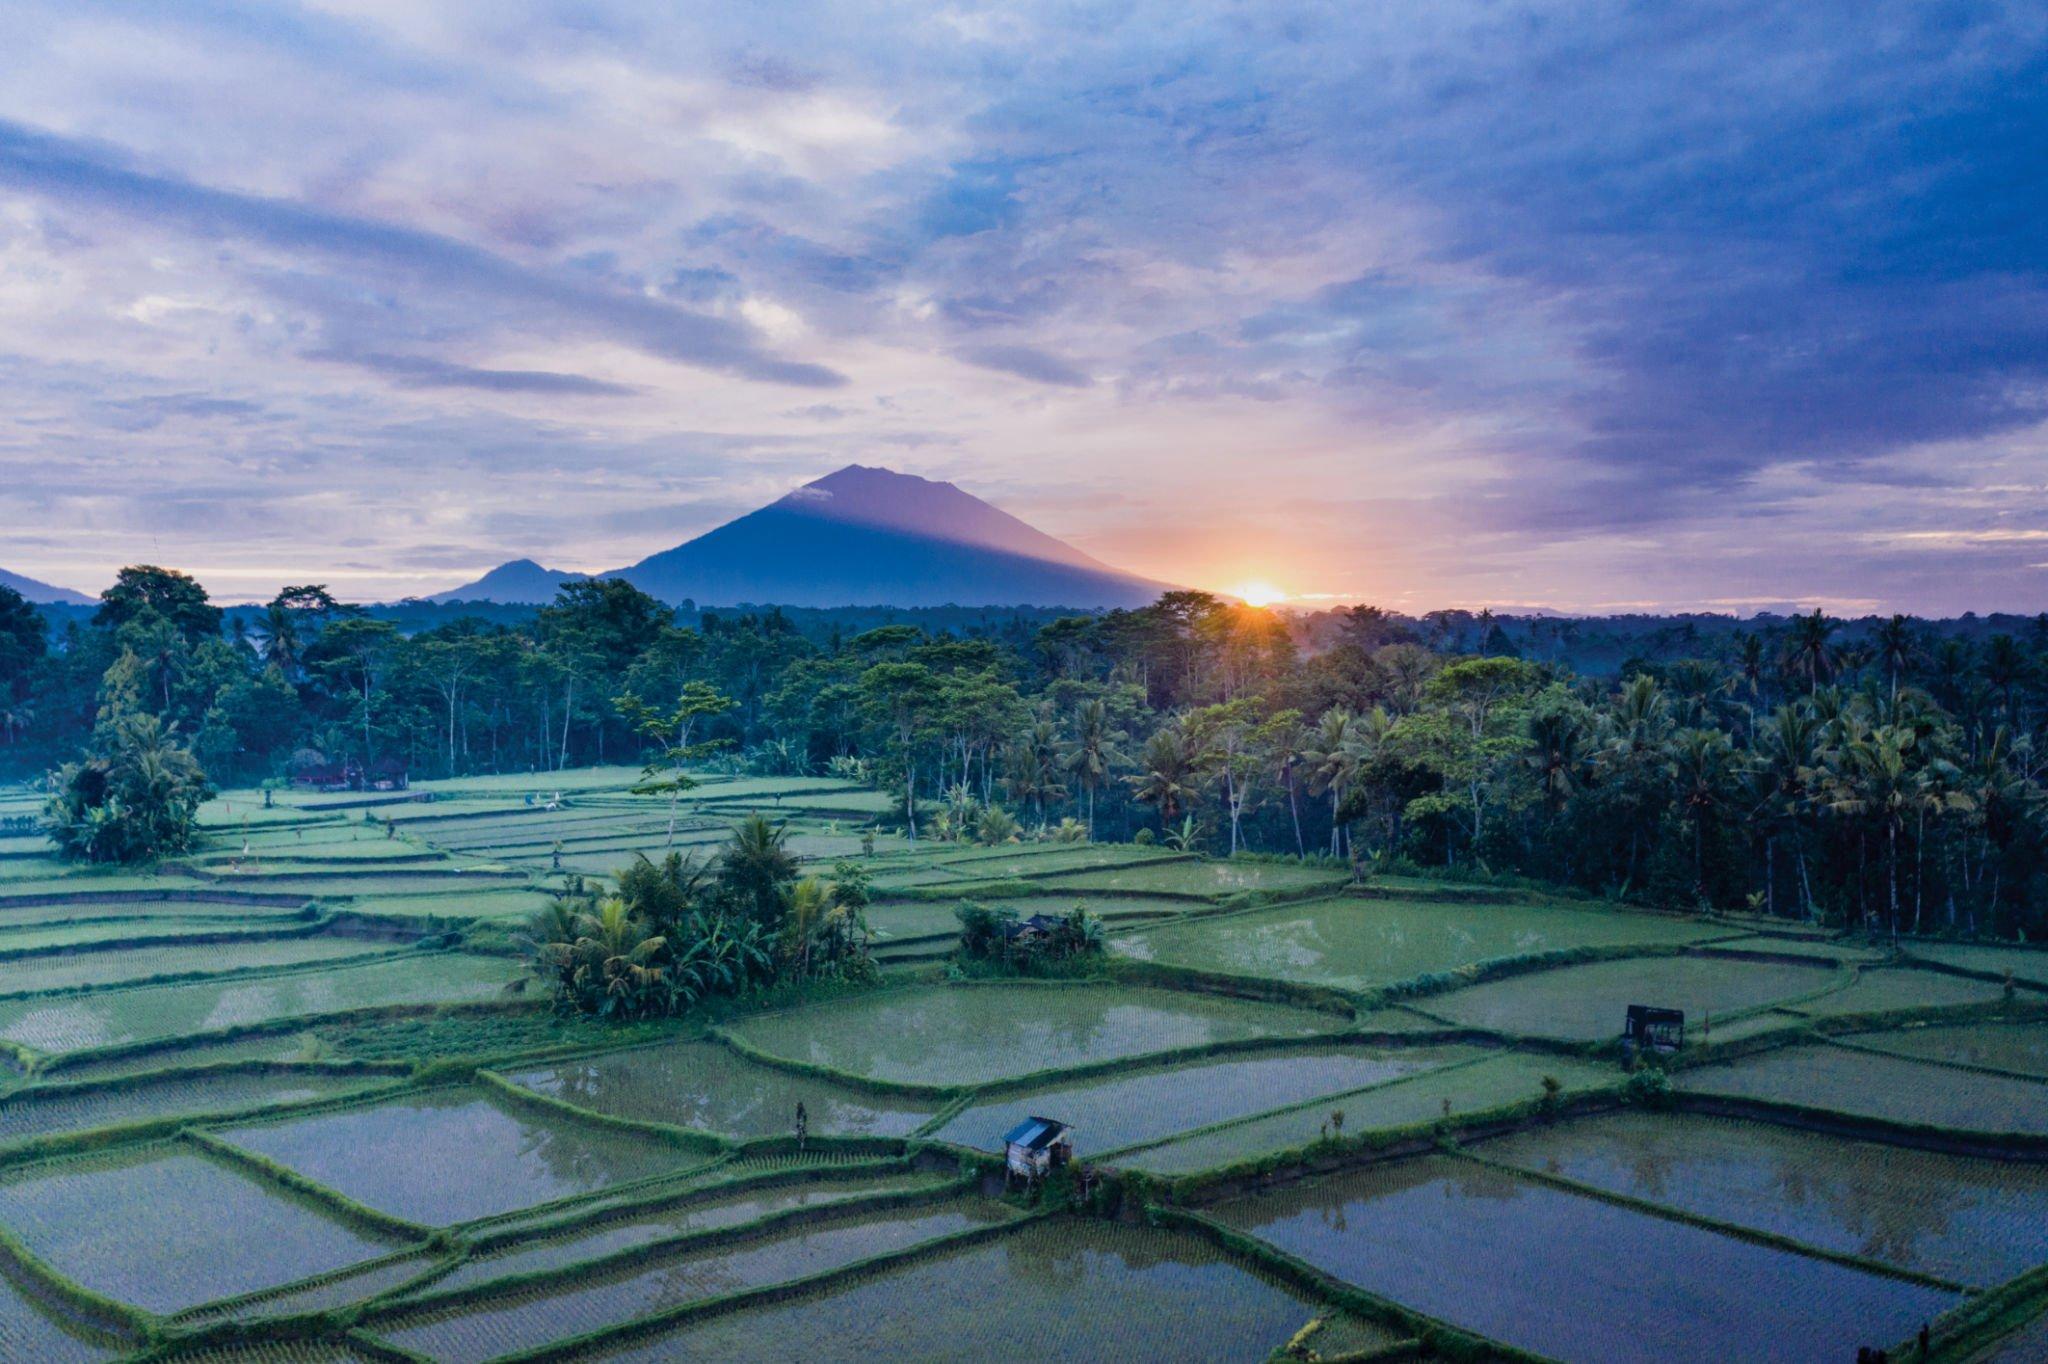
5 569 2047 938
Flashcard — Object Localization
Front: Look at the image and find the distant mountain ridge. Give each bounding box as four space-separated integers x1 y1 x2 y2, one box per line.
433 465 1167 609
428 559 582 605
0 567 93 605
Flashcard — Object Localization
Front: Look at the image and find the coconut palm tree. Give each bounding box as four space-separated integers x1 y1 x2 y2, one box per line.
1981 634 2030 727
719 814 797 930
1875 615 1917 703
1060 699 1119 838
254 601 301 678
1784 609 1838 692
1128 722 1206 831
1752 703 1823 919
1825 726 1920 938
1304 708 1359 857
1667 727 1735 904
1526 703 1590 815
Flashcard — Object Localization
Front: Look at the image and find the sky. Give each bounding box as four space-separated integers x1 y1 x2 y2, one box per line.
1 1 2045 614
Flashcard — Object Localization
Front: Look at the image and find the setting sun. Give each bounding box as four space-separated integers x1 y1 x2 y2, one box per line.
1232 581 1286 608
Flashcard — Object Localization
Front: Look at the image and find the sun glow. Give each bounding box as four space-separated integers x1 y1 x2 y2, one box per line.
1232 581 1286 608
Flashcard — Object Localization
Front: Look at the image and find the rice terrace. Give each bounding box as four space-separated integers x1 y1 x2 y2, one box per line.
7 1 2048 1359
0 759 2044 1363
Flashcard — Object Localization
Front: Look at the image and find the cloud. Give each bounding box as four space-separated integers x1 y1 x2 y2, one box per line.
1 1 2044 612
0 119 843 388
314 350 638 397
955 343 1093 388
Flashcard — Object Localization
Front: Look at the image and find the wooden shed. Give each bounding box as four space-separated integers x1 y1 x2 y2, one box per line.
1003 1116 1075 1180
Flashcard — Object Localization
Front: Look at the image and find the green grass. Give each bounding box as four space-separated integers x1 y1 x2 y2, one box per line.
1680 1044 2048 1133
571 1218 1328 1364
219 1087 697 1225
0 1142 400 1313
0 952 522 1059
1111 895 1721 991
371 1197 1014 1361
1421 953 1843 1040
1208 1154 1958 1364
1477 1110 2048 1286
507 1039 938 1139
726 982 1344 1087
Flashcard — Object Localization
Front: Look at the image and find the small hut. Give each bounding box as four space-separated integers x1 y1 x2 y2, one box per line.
1002 1116 1075 1180
1623 1004 1685 1054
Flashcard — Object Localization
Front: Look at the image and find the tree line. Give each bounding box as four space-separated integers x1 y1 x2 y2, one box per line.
5 568 2047 938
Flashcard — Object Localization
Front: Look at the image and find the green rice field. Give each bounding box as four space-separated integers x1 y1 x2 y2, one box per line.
219 1087 694 1225
1906 941 2048 987
423 1170 948 1295
1478 1110 2048 1284
0 1143 399 1312
1420 953 1843 1039
1210 1155 1959 1363
507 1040 939 1138
1119 1053 1618 1174
1679 1044 2048 1134
1036 858 1351 897
933 1044 1477 1155
370 1197 1016 1361
570 1218 1345 1363
1111 895 1721 991
0 936 401 996
0 1067 391 1146
3 778 2047 1361
1849 1020 2048 1077
1786 966 2009 1016
725 982 1344 1086
0 952 521 1059
0 1258 131 1361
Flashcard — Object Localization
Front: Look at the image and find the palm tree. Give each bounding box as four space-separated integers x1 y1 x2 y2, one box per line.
1875 615 1916 703
1784 609 1838 692
1667 727 1735 904
1128 722 1205 830
1269 714 1310 858
1526 704 1589 815
1753 703 1823 919
1060 700 1118 838
1825 726 1919 938
1981 634 2029 727
254 601 301 678
719 814 797 929
1304 709 1359 857
1002 717 1067 825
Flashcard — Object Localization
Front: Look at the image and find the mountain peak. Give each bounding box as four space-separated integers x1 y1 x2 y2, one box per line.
433 465 1168 610
429 558 583 605
614 464 1165 608
0 566 94 606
